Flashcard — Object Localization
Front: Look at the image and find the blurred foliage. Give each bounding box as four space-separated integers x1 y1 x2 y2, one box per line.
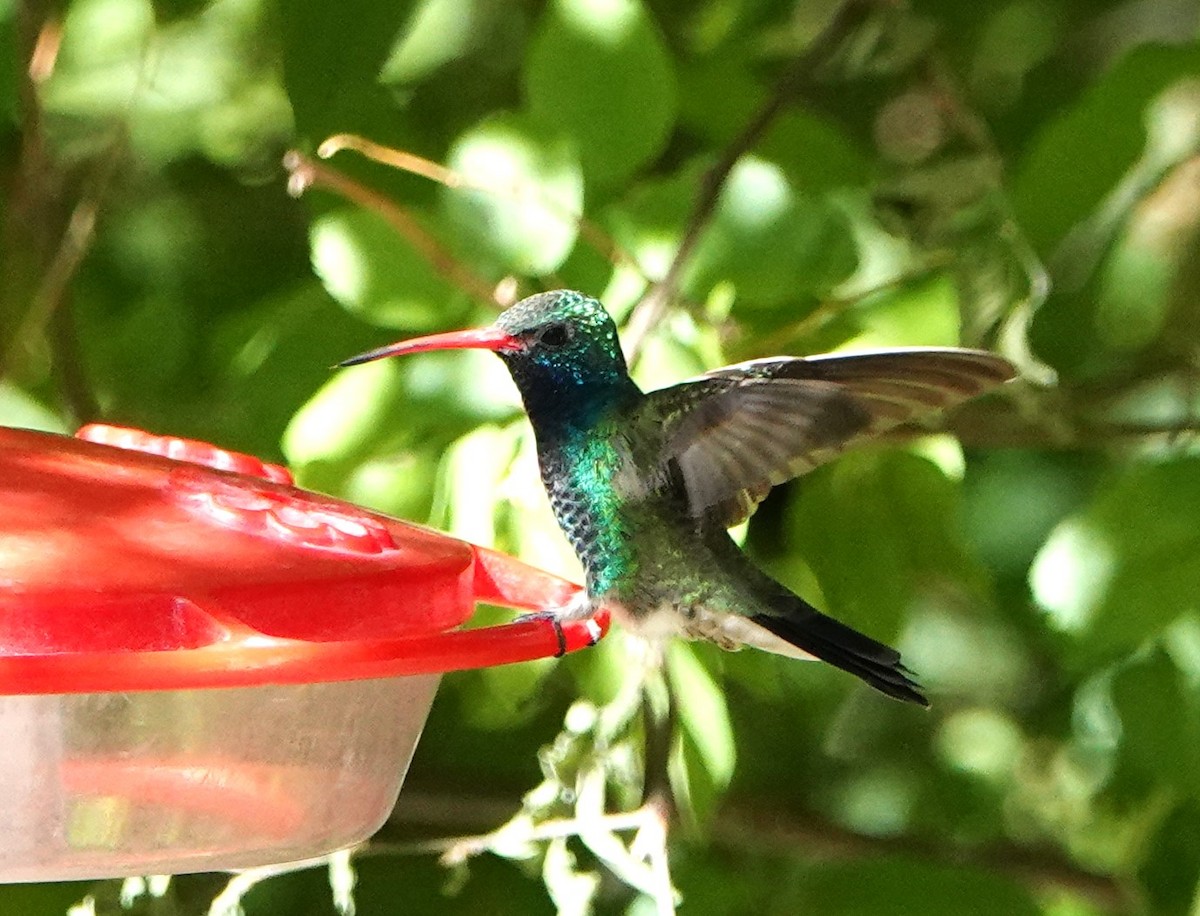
3 0 1200 913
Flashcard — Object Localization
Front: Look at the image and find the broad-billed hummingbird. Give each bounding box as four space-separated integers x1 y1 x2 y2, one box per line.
341 291 1015 705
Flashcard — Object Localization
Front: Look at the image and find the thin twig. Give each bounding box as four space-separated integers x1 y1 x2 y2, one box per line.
0 4 60 369
631 795 676 916
4 195 96 369
442 807 655 863
641 653 676 814
384 789 1126 910
713 804 1128 912
2 119 129 386
48 293 98 423
1 4 134 418
319 133 644 282
748 254 956 354
936 403 1200 450
284 149 505 307
621 0 885 364
208 855 341 916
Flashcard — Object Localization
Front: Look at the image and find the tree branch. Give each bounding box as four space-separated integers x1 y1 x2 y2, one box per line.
0 1 127 422
318 133 645 285
713 803 1128 912
284 150 507 308
932 395 1200 450
621 0 886 364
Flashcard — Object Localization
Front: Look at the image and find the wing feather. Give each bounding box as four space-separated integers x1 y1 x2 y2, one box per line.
645 348 1015 527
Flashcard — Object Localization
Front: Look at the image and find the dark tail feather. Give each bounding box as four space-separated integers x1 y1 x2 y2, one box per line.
752 599 928 706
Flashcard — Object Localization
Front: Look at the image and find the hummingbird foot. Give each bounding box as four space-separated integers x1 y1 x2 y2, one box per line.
511 611 569 656
513 592 603 656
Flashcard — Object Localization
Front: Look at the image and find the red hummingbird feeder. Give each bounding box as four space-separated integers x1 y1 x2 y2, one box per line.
0 423 605 882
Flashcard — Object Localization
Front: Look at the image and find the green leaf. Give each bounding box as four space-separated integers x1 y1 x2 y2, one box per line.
282 343 517 494
784 450 987 641
674 54 762 149
1111 649 1200 796
200 283 378 460
440 113 584 276
686 156 858 306
961 450 1103 580
0 0 19 128
382 0 482 85
1031 459 1200 661
1013 42 1200 255
0 884 94 916
678 58 867 192
524 0 677 186
0 384 68 433
605 165 694 279
444 423 520 545
48 0 292 168
76 293 194 415
840 273 963 350
566 622 634 707
451 601 559 731
762 110 870 192
456 657 559 731
1093 218 1179 354
283 354 412 467
149 0 207 22
797 857 1040 916
280 0 414 141
338 445 441 522
668 642 736 797
310 206 466 330
1138 799 1200 916
669 725 724 830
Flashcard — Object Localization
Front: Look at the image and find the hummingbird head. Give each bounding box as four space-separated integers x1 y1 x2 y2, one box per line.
492 290 629 393
339 290 636 424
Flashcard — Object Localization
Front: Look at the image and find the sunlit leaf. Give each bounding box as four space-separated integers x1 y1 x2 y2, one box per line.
785 450 988 640
525 0 677 186
840 273 963 350
310 206 465 330
283 358 410 468
383 0 481 85
1013 43 1200 254
440 113 584 276
668 642 736 799
686 156 858 307
445 423 519 545
0 384 69 433
1032 459 1200 661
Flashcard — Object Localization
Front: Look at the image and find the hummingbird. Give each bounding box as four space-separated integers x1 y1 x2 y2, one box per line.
341 291 1015 705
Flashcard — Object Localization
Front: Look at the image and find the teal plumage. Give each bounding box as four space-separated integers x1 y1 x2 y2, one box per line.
342 290 1017 705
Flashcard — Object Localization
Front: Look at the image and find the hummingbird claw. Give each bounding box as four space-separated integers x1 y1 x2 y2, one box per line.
551 618 567 657
513 610 569 657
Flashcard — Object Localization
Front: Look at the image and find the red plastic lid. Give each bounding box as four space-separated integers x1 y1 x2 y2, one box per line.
0 425 606 694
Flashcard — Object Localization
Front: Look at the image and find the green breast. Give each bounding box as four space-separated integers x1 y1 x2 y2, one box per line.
539 420 643 597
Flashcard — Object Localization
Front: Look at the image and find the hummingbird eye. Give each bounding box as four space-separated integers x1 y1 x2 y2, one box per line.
536 322 573 348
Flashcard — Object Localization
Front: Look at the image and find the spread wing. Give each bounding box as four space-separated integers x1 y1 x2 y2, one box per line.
644 348 1015 528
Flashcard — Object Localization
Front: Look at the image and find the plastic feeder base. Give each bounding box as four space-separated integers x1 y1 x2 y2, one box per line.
0 675 438 881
